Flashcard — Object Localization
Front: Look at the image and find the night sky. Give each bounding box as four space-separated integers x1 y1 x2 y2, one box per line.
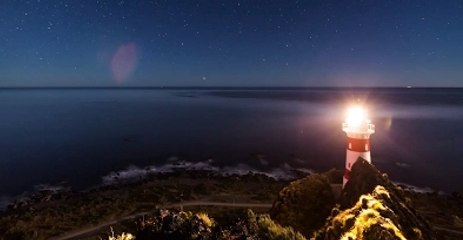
1 1 462 87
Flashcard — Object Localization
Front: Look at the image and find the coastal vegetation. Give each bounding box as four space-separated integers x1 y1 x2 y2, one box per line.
0 171 286 239
270 174 335 236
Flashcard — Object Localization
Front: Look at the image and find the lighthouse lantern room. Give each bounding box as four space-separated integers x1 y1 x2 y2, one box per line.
342 106 375 187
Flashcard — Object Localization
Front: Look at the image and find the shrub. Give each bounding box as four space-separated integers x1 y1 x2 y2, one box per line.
109 232 135 240
256 214 307 240
270 174 335 236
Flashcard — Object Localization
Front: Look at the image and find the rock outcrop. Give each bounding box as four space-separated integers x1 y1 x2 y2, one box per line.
313 158 438 240
340 159 398 208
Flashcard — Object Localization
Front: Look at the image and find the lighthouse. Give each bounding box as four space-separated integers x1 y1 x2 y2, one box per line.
342 106 375 187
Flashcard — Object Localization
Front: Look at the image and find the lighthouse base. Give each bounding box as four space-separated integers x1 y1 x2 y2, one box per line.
343 150 371 187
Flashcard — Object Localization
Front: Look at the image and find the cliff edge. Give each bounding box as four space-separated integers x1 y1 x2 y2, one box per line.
312 159 437 240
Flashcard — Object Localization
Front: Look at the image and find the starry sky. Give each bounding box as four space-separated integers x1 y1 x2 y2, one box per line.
1 0 462 87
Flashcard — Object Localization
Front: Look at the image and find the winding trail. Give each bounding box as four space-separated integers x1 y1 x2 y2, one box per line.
51 201 273 240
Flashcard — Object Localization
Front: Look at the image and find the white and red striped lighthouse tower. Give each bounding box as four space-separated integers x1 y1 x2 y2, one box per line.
342 106 375 187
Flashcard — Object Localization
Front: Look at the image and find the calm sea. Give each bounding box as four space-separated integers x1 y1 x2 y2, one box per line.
1 87 463 198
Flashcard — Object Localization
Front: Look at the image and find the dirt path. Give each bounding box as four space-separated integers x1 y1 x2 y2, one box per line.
51 201 273 240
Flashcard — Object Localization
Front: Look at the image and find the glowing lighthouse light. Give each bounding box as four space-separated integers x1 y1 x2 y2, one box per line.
342 106 375 187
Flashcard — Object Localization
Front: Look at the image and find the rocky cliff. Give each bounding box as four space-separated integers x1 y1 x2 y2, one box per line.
313 159 437 240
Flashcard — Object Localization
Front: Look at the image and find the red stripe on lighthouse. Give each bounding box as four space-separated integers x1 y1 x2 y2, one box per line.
344 169 351 180
347 137 370 152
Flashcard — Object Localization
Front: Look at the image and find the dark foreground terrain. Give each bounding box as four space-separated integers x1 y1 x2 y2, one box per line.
1 161 463 240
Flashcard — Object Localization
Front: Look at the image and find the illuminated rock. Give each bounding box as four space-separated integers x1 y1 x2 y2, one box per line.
314 159 437 240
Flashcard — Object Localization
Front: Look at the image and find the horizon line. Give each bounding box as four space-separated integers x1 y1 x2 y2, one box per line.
2 86 463 90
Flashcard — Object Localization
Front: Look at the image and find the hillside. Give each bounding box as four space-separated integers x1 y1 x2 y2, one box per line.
1 160 463 239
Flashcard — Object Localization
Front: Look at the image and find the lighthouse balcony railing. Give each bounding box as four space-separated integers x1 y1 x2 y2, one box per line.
342 122 375 133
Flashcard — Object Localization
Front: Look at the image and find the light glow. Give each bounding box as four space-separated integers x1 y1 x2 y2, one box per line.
345 106 369 127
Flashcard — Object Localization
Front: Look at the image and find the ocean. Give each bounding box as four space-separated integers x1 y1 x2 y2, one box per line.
1 87 463 200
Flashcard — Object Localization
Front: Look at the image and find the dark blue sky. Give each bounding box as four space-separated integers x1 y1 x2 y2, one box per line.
1 0 462 87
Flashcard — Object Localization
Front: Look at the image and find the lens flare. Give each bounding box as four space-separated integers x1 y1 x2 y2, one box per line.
110 42 137 84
